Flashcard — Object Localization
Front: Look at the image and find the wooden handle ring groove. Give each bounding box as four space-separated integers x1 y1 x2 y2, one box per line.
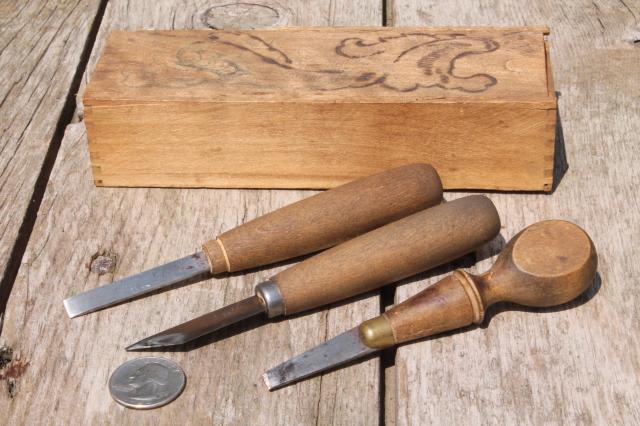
455 270 485 324
216 238 232 272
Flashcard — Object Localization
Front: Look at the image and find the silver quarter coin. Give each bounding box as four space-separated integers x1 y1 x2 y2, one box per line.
109 357 186 409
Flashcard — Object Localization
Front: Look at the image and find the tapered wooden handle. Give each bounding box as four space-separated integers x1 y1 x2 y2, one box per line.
272 195 500 315
361 220 598 348
202 164 442 273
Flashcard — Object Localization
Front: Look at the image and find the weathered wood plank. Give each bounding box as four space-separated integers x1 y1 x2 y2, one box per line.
387 0 640 424
0 0 104 307
0 1 382 424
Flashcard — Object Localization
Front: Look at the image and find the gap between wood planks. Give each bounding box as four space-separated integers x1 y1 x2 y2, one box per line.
379 3 393 424
0 0 109 335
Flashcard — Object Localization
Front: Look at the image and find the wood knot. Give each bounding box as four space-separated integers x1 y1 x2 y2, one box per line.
0 346 12 370
0 346 29 399
89 251 117 275
201 3 282 29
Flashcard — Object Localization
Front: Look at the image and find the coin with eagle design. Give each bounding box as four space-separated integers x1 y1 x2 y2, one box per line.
109 357 186 409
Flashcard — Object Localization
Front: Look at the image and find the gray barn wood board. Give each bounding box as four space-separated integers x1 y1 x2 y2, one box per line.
0 1 382 424
0 0 104 307
387 0 640 424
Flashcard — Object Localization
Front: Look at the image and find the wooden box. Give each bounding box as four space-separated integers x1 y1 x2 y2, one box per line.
84 27 556 191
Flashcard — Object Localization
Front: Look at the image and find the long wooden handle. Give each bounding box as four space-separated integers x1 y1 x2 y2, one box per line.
272 195 501 315
359 220 598 348
202 164 442 273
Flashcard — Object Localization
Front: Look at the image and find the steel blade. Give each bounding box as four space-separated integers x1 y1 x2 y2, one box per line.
64 252 210 318
263 326 378 390
126 295 265 350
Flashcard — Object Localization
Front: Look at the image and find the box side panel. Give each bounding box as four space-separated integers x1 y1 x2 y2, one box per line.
545 40 556 96
83 106 104 185
87 101 555 191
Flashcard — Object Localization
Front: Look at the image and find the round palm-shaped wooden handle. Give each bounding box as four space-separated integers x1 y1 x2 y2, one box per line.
475 220 598 307
362 220 598 348
202 163 442 273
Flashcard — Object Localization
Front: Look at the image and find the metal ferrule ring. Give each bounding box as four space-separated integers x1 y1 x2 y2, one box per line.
255 281 284 318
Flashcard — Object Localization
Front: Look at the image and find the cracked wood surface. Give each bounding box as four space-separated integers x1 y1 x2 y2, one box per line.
0 1 382 424
387 0 640 424
0 0 103 300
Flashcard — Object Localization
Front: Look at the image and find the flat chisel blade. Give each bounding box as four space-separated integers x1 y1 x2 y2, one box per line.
63 252 210 318
263 327 378 390
126 295 266 351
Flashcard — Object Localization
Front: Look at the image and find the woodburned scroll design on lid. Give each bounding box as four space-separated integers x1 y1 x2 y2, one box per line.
124 31 500 94
331 32 499 92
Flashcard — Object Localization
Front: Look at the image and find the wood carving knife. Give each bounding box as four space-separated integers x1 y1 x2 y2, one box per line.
263 220 597 390
63 164 442 318
126 195 500 350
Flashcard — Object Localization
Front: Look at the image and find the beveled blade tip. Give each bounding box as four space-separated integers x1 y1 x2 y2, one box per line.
125 331 190 351
262 372 279 391
262 327 378 390
63 252 210 319
63 294 108 318
125 341 153 351
125 296 266 351
63 298 83 318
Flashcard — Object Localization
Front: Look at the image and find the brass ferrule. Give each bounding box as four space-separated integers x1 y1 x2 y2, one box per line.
358 315 395 349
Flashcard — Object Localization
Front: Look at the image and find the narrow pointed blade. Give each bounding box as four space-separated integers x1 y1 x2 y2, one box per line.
126 295 265 351
263 327 378 390
63 252 210 318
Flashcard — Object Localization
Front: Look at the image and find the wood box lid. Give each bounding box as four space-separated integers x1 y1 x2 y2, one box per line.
84 27 556 106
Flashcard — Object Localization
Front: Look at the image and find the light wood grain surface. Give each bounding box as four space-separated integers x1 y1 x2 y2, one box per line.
85 28 552 103
0 0 103 304
0 1 382 424
387 0 640 424
82 27 555 191
0 0 638 424
84 98 556 191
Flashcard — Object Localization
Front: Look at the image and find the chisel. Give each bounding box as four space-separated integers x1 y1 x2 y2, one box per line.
126 195 500 350
64 164 443 318
263 220 597 390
